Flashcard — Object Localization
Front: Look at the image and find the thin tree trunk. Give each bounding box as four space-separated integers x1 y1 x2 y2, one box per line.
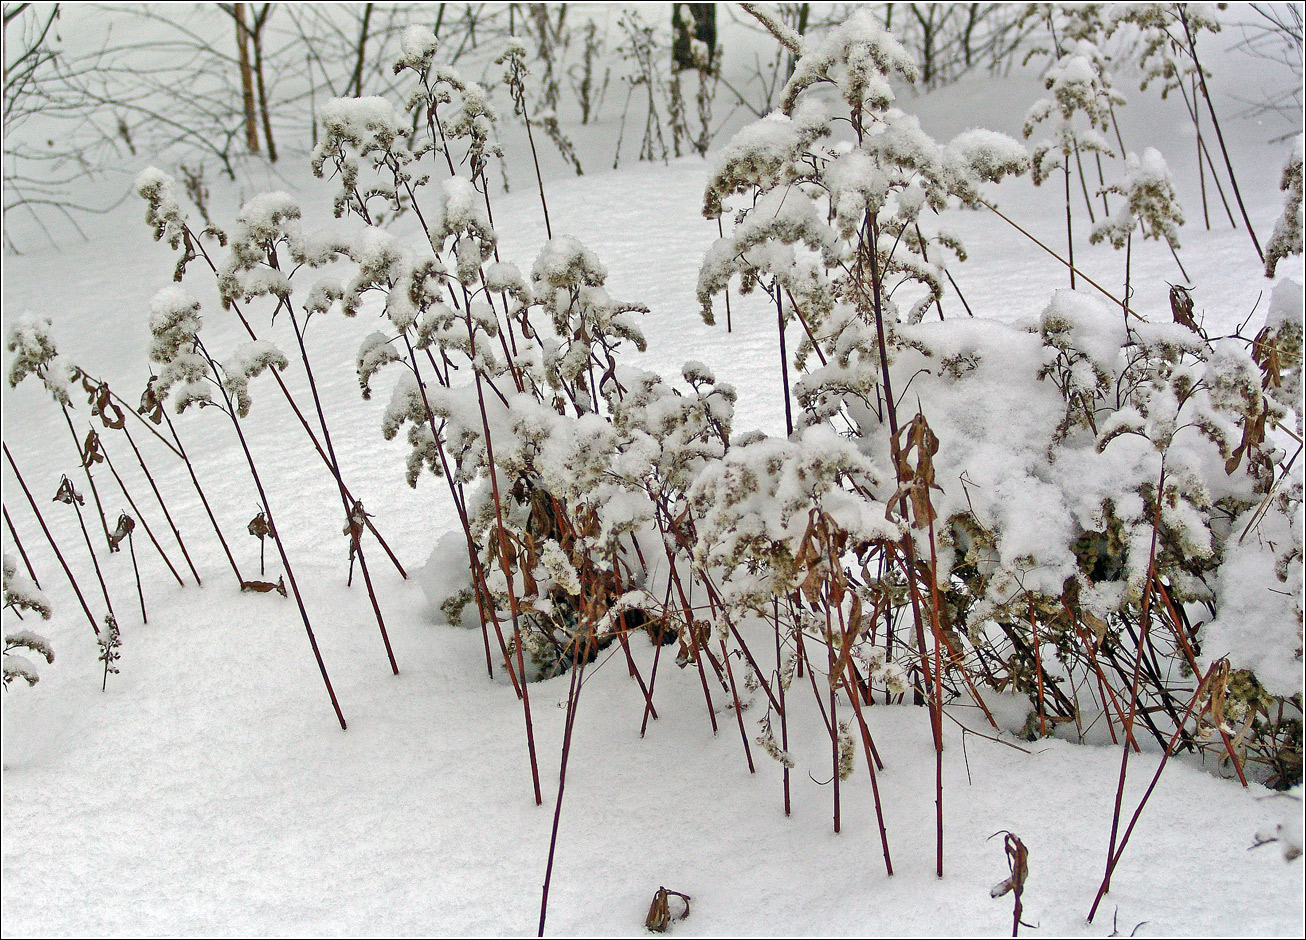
347 3 374 98
252 6 277 163
234 3 259 153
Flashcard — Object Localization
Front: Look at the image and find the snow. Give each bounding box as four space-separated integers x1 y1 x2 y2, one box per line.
3 9 1304 938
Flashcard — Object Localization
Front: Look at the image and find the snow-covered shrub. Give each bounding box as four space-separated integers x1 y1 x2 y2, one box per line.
699 7 1302 787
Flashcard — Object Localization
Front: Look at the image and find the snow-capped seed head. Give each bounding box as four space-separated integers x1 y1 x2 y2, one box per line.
396 25 439 72
5 314 75 405
136 167 188 249
221 340 288 418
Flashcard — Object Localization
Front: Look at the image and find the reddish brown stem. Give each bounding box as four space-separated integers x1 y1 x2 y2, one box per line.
118 421 201 585
97 436 186 587
4 443 101 636
127 530 146 624
159 407 244 587
4 503 41 588
197 338 346 730
285 301 397 674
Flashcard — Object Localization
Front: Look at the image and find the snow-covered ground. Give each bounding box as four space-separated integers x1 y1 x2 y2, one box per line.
3 9 1304 937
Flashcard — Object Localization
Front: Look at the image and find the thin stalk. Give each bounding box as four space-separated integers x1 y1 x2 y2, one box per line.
1192 75 1212 229
196 338 347 730
718 215 733 332
822 559 842 833
640 613 666 738
1180 7 1264 262
59 405 112 548
185 230 408 579
67 486 115 624
1063 161 1076 289
1072 141 1097 224
863 214 945 875
1099 464 1165 907
1124 231 1133 334
118 422 201 585
472 354 543 804
1174 57 1237 229
4 503 41 587
840 669 893 874
721 637 757 773
775 283 794 437
775 597 791 816
513 80 553 240
402 336 520 697
1089 661 1215 922
537 629 596 938
3 443 101 636
980 200 1143 319
97 436 186 587
285 300 397 674
127 529 146 624
160 407 244 587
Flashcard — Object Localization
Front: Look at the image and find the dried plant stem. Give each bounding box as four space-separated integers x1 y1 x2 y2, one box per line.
537 630 595 938
127 529 146 624
1089 660 1216 922
726 634 757 772
97 437 186 587
1156 581 1248 786
775 598 791 815
4 503 41 587
67 482 115 624
863 215 945 876
160 408 244 587
840 668 894 875
1063 162 1077 290
59 405 112 548
510 79 553 240
117 421 201 585
285 302 398 674
1098 464 1165 911
472 360 543 805
1073 141 1096 224
662 540 720 735
640 618 666 738
980 200 1144 319
719 215 733 332
824 600 842 833
4 443 101 636
197 339 347 730
1191 81 1212 229
82 371 184 459
402 337 519 696
1179 7 1264 263
1178 74 1238 229
775 283 794 437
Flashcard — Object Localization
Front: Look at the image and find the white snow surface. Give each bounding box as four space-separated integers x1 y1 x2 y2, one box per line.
3 43 1304 940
